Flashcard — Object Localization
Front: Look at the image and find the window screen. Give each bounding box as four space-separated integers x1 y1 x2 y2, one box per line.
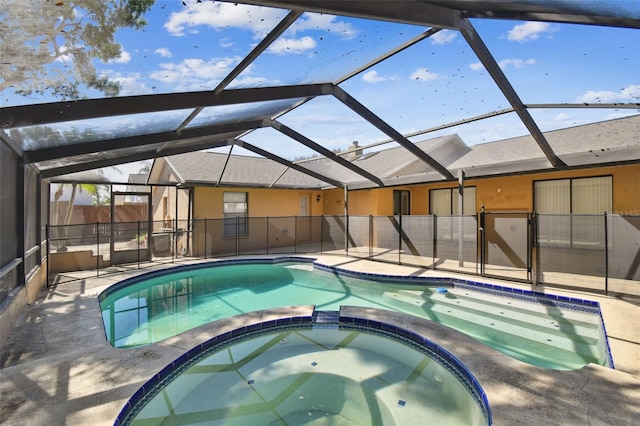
572 176 612 214
534 180 570 214
430 187 476 215
534 176 611 214
223 192 248 236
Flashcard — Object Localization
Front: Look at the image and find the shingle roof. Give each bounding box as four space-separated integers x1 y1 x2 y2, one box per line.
164 151 327 188
153 114 640 189
449 114 640 177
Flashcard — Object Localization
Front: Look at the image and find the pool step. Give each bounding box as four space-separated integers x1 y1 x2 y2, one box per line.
380 291 605 368
389 289 601 340
384 290 600 344
449 289 599 327
314 310 340 324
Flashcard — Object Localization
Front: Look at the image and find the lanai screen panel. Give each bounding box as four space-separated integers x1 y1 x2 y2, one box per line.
476 20 639 128
8 110 195 152
1 0 639 184
231 12 430 87
407 111 528 152
338 27 514 145
185 98 306 129
52 161 153 185
241 126 324 161
0 1 289 107
277 96 392 161
33 137 231 172
477 22 638 105
0 143 20 302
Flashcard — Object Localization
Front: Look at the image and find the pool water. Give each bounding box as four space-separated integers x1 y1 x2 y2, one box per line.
100 261 609 370
121 324 489 426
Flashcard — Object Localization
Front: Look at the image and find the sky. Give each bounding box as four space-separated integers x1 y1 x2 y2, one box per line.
4 0 639 183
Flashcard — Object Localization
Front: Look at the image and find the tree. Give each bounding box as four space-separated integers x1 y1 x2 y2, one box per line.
0 0 154 100
138 161 152 174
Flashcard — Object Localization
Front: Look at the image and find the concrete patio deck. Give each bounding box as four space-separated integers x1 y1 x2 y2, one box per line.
1 255 638 425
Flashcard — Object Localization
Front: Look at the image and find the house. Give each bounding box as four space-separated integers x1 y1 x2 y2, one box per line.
147 114 640 221
124 173 150 204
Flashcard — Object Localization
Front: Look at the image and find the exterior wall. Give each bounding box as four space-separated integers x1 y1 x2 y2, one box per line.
345 186 433 216
470 163 640 213
49 251 110 273
610 164 640 215
191 187 325 256
345 189 378 216
193 187 324 219
150 161 189 223
344 163 640 215
151 188 190 223
152 162 639 221
322 188 346 216
151 162 639 259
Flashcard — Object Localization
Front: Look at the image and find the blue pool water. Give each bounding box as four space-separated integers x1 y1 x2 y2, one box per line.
117 319 491 426
99 258 612 370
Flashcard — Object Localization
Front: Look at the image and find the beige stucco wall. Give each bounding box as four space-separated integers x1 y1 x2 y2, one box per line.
343 163 640 215
322 188 347 216
193 187 325 219
153 163 639 220
151 188 190 223
472 163 640 213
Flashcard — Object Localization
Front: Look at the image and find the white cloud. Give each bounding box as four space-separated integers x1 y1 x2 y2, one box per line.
576 84 640 103
498 58 536 69
431 30 457 45
362 70 386 83
507 22 552 42
469 62 484 71
108 50 131 64
55 45 76 63
410 68 439 81
220 38 234 49
233 75 283 87
555 112 573 123
165 2 281 37
289 13 358 39
267 36 316 55
150 56 242 84
109 73 152 96
155 48 172 58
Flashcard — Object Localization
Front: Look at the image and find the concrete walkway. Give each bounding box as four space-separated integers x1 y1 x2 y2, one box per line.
1 255 638 425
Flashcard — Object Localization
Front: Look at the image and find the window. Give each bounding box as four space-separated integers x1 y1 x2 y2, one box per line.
429 187 476 215
393 190 410 215
534 176 612 214
534 176 612 247
223 192 247 237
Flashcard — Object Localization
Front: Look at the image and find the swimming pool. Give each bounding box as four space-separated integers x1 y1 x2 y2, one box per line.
116 314 491 425
99 257 613 370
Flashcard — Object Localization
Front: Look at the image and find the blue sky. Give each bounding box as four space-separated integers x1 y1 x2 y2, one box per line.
5 0 640 181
